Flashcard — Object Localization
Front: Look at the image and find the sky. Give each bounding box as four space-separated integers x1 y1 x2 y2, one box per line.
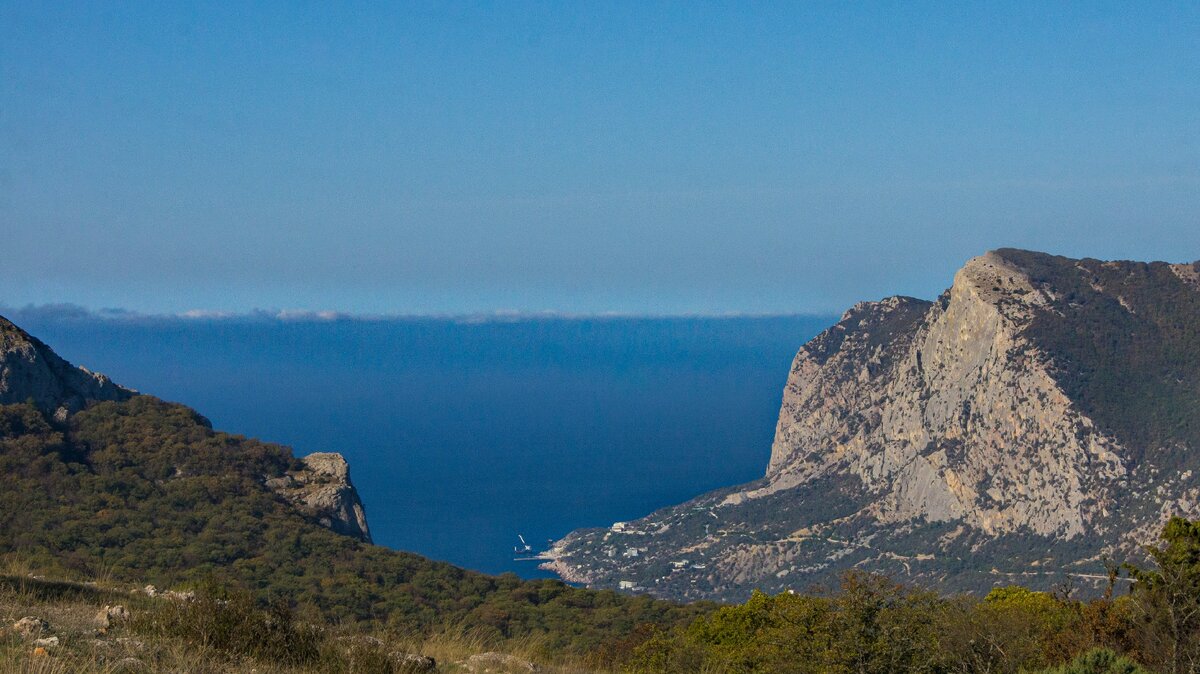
2 2 1198 315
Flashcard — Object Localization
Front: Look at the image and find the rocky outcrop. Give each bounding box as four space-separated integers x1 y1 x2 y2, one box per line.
544 249 1200 600
269 452 372 543
95 605 130 631
1 315 134 417
391 652 437 672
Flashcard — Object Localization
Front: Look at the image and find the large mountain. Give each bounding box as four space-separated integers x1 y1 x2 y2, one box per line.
543 249 1200 601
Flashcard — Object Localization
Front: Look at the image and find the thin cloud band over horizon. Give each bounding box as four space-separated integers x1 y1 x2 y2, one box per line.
0 302 838 324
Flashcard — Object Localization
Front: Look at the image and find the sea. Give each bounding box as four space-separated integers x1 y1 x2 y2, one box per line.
11 310 833 578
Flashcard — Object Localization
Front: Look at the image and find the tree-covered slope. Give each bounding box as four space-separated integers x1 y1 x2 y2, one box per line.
1 307 714 656
996 249 1200 460
0 396 705 653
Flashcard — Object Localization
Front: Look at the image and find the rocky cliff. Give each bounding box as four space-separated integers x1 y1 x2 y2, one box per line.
268 452 373 543
543 250 1200 600
0 313 373 543
1 315 134 417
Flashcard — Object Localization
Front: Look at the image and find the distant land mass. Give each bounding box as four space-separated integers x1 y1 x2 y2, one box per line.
543 249 1200 601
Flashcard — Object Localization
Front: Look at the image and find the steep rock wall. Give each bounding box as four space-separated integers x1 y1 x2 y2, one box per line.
753 252 1126 538
544 249 1200 601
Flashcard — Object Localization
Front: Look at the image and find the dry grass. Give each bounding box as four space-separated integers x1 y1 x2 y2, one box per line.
0 559 30 580
392 626 541 664
0 574 609 674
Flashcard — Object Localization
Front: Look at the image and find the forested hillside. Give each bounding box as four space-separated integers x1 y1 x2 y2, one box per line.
0 397 706 658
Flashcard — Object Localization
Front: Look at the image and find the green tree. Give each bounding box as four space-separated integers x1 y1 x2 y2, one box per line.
1125 517 1200 673
1035 648 1150 674
825 572 942 674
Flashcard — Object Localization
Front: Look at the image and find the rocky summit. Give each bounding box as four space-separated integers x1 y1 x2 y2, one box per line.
543 249 1200 601
0 315 134 417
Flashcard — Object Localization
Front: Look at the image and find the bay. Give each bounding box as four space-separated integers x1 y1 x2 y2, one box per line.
12 312 832 577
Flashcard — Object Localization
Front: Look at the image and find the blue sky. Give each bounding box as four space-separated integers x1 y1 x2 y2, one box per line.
2 2 1197 315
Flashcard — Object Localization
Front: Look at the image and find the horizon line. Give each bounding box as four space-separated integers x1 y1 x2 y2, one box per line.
1 302 840 324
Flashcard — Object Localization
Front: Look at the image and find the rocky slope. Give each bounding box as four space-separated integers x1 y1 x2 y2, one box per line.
0 313 371 543
543 250 1200 601
1 315 134 417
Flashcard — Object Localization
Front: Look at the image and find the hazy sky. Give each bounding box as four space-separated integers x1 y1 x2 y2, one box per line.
2 2 1198 315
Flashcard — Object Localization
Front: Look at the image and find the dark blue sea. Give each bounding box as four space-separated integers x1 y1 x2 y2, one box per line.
11 311 832 577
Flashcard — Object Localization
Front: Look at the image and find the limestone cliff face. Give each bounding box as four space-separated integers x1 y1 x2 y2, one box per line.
268 452 373 543
749 252 1126 538
544 250 1200 601
0 315 134 417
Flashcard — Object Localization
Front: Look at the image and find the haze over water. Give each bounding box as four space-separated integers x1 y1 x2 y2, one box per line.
10 309 832 576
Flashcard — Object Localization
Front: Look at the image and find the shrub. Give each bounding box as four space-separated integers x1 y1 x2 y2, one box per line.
1036 648 1151 674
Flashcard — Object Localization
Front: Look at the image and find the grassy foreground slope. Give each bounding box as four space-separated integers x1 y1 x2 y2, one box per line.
2 526 1196 674
0 569 615 673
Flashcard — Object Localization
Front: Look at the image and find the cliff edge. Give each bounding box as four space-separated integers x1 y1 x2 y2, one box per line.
268 452 373 543
544 249 1200 600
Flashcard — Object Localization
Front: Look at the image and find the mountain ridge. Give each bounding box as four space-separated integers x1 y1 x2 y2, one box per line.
0 315 135 417
0 312 372 543
543 249 1200 600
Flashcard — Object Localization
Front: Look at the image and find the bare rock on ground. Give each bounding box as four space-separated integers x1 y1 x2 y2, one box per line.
12 616 49 639
391 651 437 672
461 652 540 672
